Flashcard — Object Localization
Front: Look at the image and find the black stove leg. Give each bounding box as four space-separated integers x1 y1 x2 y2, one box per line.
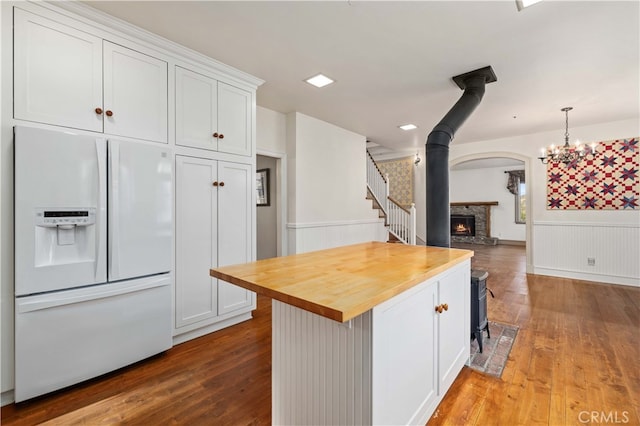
475 329 484 353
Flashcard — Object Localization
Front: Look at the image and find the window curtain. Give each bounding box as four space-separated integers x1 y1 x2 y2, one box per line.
506 170 525 195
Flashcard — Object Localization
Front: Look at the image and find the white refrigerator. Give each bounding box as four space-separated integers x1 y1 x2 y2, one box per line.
14 126 173 402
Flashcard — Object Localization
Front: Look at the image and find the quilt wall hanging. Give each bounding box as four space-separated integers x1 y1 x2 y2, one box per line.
377 156 414 207
546 137 639 210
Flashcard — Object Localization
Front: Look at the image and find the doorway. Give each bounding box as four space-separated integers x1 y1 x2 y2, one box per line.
256 153 286 259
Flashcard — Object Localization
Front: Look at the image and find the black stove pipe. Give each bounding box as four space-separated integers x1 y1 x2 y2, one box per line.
425 66 496 247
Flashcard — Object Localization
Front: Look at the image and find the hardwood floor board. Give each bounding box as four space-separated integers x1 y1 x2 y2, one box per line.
3 244 639 425
429 368 493 426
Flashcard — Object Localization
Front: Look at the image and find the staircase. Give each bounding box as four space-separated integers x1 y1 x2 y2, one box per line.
366 150 416 245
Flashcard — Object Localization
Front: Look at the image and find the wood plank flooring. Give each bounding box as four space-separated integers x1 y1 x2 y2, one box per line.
2 244 639 425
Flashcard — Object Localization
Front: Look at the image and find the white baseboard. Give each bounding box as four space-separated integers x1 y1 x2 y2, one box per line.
1 390 14 407
172 312 253 345
498 239 526 246
533 267 640 287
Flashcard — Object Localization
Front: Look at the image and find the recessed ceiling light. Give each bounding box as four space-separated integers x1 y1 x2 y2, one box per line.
399 124 418 131
516 0 542 11
305 74 334 88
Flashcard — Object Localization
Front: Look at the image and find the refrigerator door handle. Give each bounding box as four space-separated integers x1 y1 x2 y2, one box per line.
108 140 121 280
16 276 170 314
95 139 107 281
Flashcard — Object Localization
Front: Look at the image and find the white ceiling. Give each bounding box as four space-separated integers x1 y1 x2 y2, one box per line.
84 1 639 154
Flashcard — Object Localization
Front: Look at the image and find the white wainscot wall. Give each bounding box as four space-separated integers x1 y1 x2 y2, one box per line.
533 222 640 287
287 219 387 254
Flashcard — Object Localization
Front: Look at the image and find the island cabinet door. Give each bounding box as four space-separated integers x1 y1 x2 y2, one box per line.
372 280 438 425
437 261 471 393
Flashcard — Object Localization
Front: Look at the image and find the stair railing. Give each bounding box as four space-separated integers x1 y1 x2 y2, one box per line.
388 197 416 245
366 150 389 216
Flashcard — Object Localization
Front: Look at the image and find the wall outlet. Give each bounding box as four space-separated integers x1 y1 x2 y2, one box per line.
587 257 596 266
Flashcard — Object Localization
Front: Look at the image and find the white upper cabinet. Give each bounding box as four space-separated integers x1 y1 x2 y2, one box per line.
13 8 168 143
175 67 218 151
103 42 168 143
13 8 103 132
217 82 251 156
175 66 252 156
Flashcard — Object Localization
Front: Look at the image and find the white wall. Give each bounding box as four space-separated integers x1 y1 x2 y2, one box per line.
257 106 288 257
257 106 286 154
446 117 640 286
413 148 427 244
285 112 385 253
449 118 639 224
288 112 376 223
450 166 526 241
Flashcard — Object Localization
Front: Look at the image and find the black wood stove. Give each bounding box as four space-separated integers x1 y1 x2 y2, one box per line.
470 269 490 352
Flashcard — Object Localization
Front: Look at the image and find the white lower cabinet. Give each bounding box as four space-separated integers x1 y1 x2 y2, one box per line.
175 155 255 337
372 260 470 424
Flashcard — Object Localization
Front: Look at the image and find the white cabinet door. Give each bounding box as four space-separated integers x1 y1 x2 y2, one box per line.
13 8 103 132
372 280 438 425
175 156 218 327
217 161 254 315
175 67 251 156
438 262 470 393
103 41 168 143
217 82 252 156
175 67 218 150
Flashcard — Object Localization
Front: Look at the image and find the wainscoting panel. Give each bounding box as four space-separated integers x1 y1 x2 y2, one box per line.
533 222 640 286
287 219 387 254
272 300 372 425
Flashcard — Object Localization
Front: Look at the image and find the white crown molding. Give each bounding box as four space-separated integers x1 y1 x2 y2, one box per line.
37 1 264 89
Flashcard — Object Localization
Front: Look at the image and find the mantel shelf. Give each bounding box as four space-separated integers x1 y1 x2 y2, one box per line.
450 201 499 207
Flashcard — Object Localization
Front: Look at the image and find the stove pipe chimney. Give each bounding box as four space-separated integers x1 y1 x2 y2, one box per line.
425 66 497 248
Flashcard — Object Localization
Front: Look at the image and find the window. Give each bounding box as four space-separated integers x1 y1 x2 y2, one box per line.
506 170 526 224
516 180 526 224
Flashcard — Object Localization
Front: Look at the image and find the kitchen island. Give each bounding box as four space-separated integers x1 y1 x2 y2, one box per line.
210 241 473 425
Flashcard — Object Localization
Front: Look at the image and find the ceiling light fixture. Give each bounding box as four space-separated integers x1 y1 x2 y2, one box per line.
305 74 334 88
538 107 597 165
516 0 543 11
399 124 417 131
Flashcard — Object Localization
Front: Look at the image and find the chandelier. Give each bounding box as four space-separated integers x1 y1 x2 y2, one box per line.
538 107 597 165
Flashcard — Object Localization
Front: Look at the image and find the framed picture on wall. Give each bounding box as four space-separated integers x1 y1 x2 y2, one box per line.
256 168 270 206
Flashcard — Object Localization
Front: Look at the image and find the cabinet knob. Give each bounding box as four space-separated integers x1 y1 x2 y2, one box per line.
218 133 224 139
442 303 449 311
435 305 443 314
105 110 113 117
212 181 218 187
213 132 219 138
219 181 225 187
95 107 103 115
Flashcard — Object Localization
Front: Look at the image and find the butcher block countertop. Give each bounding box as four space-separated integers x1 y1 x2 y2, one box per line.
210 241 473 323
